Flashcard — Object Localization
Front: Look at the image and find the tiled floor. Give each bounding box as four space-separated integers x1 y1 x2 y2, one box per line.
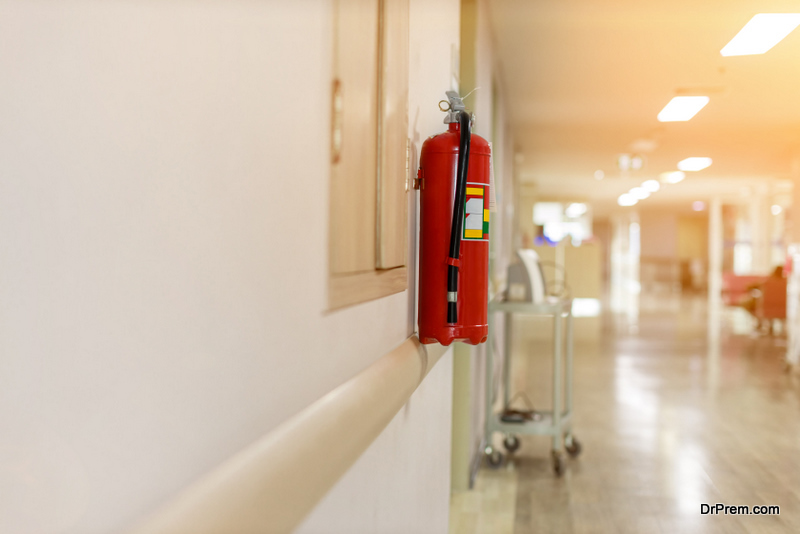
450 294 800 533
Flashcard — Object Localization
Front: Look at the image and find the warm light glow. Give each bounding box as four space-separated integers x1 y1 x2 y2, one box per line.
594 170 605 180
572 298 601 317
532 202 562 225
772 204 782 215
657 96 709 122
642 179 660 192
618 194 637 207
678 157 712 172
630 138 658 153
659 171 685 184
720 14 800 57
565 203 588 218
692 201 706 211
630 187 649 200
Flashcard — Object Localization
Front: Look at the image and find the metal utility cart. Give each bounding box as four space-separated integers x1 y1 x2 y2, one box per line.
483 251 581 475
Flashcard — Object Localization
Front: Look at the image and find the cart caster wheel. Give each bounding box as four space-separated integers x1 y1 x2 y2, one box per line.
552 452 565 476
503 435 520 454
565 435 582 458
486 448 504 469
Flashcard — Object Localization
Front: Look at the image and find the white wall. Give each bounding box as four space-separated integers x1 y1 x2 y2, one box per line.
297 354 453 534
0 1 458 532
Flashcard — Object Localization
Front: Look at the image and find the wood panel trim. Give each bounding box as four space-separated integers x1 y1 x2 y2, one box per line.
376 0 409 269
328 266 407 310
329 0 380 275
129 337 450 534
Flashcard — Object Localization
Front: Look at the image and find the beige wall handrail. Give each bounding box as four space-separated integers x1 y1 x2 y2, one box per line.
131 336 449 534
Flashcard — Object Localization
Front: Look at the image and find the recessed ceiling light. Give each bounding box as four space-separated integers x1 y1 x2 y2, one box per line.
630 187 649 200
678 157 712 172
642 179 660 192
618 194 637 207
772 204 782 215
659 171 686 184
657 96 710 122
630 139 658 153
721 13 800 57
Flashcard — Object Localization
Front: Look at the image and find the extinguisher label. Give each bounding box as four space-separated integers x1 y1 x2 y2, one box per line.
463 183 489 241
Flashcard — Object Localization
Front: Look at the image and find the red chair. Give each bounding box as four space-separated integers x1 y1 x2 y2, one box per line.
755 276 787 333
721 273 765 307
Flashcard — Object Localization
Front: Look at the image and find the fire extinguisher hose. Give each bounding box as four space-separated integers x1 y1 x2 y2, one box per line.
447 110 471 324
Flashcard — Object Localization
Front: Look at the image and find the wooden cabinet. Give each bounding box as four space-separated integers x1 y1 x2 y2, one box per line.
329 0 410 310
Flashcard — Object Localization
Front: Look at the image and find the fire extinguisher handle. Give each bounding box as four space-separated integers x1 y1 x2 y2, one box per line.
443 91 466 124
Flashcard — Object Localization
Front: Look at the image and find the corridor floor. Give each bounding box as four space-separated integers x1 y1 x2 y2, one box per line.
450 295 800 533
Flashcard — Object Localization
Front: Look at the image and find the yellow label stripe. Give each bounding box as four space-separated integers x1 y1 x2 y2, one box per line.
484 209 490 222
466 187 483 196
464 229 483 238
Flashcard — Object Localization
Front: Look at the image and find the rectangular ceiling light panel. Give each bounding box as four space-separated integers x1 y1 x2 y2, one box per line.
657 96 710 122
678 157 712 172
721 13 800 56
659 171 685 184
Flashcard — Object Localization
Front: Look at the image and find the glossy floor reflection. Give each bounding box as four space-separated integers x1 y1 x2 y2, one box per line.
451 294 800 534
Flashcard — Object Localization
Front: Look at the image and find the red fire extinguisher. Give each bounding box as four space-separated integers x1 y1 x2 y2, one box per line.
417 91 491 346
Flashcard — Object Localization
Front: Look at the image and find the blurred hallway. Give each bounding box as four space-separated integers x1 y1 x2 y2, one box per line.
5 2 800 531
451 294 800 533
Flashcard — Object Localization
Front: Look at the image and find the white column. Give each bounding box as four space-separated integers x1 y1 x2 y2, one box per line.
787 157 800 368
750 185 771 274
609 212 639 329
609 214 627 313
627 216 640 332
708 196 723 389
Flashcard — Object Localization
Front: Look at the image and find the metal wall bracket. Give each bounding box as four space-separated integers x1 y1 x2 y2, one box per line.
413 168 424 190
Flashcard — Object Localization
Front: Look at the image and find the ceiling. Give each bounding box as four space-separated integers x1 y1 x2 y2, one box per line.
487 0 800 214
